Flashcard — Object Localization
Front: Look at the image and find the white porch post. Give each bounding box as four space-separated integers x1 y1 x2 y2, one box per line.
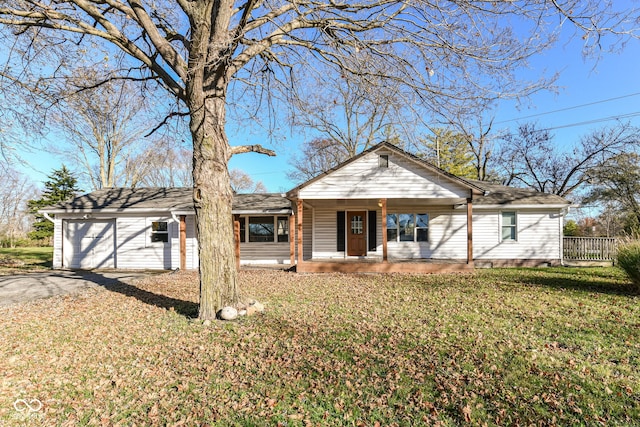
467 197 473 265
297 199 304 264
381 198 388 262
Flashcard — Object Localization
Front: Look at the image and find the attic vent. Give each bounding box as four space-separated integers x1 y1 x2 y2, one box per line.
379 154 389 168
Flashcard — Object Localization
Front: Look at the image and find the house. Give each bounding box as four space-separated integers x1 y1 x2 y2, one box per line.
41 142 570 272
41 188 293 270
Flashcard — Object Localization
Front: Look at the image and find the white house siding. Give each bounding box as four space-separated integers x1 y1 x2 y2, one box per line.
239 242 291 264
186 215 199 269
313 208 341 258
52 217 63 269
298 150 470 200
473 209 562 261
115 215 174 269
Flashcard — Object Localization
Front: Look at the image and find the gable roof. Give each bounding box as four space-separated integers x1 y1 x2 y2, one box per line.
286 141 487 199
41 188 292 214
286 141 569 207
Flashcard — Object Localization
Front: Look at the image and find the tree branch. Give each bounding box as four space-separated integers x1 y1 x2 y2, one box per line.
230 144 276 158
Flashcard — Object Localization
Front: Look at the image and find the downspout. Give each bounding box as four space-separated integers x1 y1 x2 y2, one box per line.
42 212 55 223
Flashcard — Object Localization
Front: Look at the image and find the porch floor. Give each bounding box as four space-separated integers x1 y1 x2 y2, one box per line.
296 258 474 274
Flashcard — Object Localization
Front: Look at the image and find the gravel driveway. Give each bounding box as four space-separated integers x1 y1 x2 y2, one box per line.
0 270 151 307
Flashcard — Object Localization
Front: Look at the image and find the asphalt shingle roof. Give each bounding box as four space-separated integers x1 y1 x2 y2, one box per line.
43 188 293 213
464 180 570 206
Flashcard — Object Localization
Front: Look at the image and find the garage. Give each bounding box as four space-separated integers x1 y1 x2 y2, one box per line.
63 220 116 269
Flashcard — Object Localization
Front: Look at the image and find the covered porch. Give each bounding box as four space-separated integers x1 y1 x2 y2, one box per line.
295 258 474 273
290 196 475 274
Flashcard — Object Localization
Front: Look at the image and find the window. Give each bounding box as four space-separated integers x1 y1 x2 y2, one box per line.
387 214 398 241
249 217 274 242
151 221 169 243
386 213 428 242
351 215 364 234
379 154 389 168
416 214 429 242
399 213 414 241
277 216 289 243
501 211 517 241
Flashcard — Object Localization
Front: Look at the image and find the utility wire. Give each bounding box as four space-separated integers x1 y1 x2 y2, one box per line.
531 111 640 133
494 91 640 125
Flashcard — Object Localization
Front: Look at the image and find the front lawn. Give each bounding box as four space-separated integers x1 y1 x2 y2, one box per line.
0 247 53 273
1 267 638 426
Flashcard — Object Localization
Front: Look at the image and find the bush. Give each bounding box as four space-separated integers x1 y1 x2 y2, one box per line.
615 239 640 294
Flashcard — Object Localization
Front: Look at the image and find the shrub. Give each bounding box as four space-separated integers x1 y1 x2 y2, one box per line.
615 239 640 294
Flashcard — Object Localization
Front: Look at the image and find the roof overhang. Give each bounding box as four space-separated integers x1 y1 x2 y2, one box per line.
472 204 571 210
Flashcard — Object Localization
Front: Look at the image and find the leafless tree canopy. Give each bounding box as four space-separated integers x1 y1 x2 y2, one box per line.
0 164 37 247
498 122 640 200
1 0 637 317
230 169 267 193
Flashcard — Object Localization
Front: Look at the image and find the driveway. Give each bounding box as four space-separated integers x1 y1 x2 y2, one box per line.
0 270 151 307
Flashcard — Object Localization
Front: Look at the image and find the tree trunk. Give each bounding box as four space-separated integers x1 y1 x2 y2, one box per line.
190 94 239 320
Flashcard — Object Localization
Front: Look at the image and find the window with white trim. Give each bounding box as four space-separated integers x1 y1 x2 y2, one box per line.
501 211 517 241
386 213 428 242
150 221 169 243
243 216 289 243
277 216 289 243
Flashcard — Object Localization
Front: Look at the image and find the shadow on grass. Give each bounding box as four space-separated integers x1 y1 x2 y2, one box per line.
488 267 639 296
82 271 199 318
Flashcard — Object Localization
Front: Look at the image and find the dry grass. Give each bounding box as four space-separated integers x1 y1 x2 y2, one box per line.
1 267 638 426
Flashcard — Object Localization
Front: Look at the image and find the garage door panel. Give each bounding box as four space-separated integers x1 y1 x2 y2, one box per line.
64 220 116 269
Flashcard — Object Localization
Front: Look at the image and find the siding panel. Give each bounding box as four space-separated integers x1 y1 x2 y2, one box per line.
473 210 562 260
240 242 291 264
299 150 470 200
116 216 173 269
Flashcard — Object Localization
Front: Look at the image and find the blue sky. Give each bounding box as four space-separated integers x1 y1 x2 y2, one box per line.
13 10 640 194
227 36 640 192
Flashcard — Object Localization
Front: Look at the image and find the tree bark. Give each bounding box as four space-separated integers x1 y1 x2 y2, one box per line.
190 95 239 320
184 0 239 320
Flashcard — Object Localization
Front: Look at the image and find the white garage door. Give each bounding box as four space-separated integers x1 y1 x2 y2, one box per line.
63 220 116 269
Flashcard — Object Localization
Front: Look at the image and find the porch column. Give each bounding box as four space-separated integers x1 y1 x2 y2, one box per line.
289 213 295 266
466 198 473 264
179 215 187 270
234 214 241 271
380 198 388 262
297 200 304 264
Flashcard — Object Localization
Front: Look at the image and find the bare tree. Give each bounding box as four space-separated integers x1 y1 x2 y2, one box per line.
287 137 352 183
584 152 640 233
288 63 412 155
1 1 637 319
441 115 500 182
44 70 159 189
124 141 193 188
498 122 639 199
230 169 267 193
0 165 37 247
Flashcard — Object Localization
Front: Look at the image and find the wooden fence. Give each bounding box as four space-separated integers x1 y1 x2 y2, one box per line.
563 237 617 261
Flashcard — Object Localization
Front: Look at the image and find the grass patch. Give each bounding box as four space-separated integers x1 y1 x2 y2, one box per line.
0 247 53 273
1 267 638 426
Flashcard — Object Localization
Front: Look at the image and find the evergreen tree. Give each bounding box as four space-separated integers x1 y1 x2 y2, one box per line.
418 129 477 179
27 166 82 242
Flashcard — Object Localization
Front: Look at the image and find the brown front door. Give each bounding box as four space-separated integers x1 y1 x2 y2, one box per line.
347 211 367 256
